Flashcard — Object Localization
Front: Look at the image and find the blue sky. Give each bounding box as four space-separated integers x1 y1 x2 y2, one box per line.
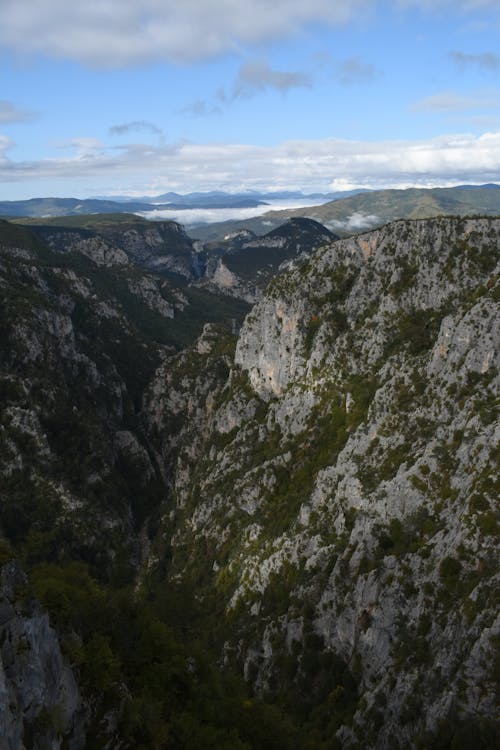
1 0 499 200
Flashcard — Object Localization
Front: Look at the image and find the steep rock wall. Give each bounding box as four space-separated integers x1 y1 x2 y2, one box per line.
151 217 499 748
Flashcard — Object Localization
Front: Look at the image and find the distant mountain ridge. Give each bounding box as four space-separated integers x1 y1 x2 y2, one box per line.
188 184 500 240
0 190 358 218
3 185 499 227
96 189 365 204
0 195 269 218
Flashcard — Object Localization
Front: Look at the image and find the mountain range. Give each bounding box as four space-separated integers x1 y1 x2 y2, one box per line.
0 195 268 219
4 185 500 227
14 212 337 305
188 184 500 240
0 190 354 219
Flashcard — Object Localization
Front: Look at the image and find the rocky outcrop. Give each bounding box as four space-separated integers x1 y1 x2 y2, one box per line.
0 562 85 750
43 231 129 267
200 217 338 302
198 257 260 303
34 219 201 279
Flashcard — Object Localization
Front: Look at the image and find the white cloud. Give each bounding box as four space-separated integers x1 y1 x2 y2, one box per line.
327 212 381 231
182 59 311 116
0 0 371 67
397 0 498 9
51 137 105 155
0 1 496 68
139 199 317 225
412 90 500 112
109 121 162 136
0 100 34 124
1 131 500 197
180 100 222 117
231 60 312 98
0 134 14 161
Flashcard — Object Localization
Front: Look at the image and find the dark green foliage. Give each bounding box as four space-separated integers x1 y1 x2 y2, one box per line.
465 242 498 274
27 562 334 750
393 308 442 355
378 519 408 556
439 556 462 591
0 219 48 252
389 256 418 295
0 473 62 544
416 713 499 750
304 315 321 355
169 287 249 349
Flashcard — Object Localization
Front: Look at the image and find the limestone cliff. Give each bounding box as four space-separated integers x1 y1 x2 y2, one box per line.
147 217 499 748
0 562 84 749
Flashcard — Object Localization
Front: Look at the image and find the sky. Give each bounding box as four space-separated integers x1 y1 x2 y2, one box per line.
1 0 500 200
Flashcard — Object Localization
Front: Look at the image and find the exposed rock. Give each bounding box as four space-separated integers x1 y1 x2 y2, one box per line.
149 217 499 748
0 562 85 750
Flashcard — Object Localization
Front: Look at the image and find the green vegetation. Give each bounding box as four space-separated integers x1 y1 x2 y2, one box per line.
25 561 355 750
385 308 443 356
439 556 462 591
416 712 499 750
15 212 150 228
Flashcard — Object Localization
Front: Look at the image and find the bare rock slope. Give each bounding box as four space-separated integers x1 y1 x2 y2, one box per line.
147 216 499 748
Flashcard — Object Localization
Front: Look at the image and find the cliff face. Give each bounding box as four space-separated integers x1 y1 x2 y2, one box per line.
0 227 173 573
35 219 200 278
0 562 84 750
147 217 499 747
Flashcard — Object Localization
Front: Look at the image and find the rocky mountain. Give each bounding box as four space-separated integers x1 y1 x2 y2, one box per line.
145 216 499 748
0 217 248 565
17 213 336 304
18 213 202 279
188 184 500 241
200 217 337 302
0 214 498 748
275 184 500 232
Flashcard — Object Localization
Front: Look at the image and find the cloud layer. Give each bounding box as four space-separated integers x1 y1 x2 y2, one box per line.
1 131 499 195
0 0 372 67
139 199 316 225
0 1 497 67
